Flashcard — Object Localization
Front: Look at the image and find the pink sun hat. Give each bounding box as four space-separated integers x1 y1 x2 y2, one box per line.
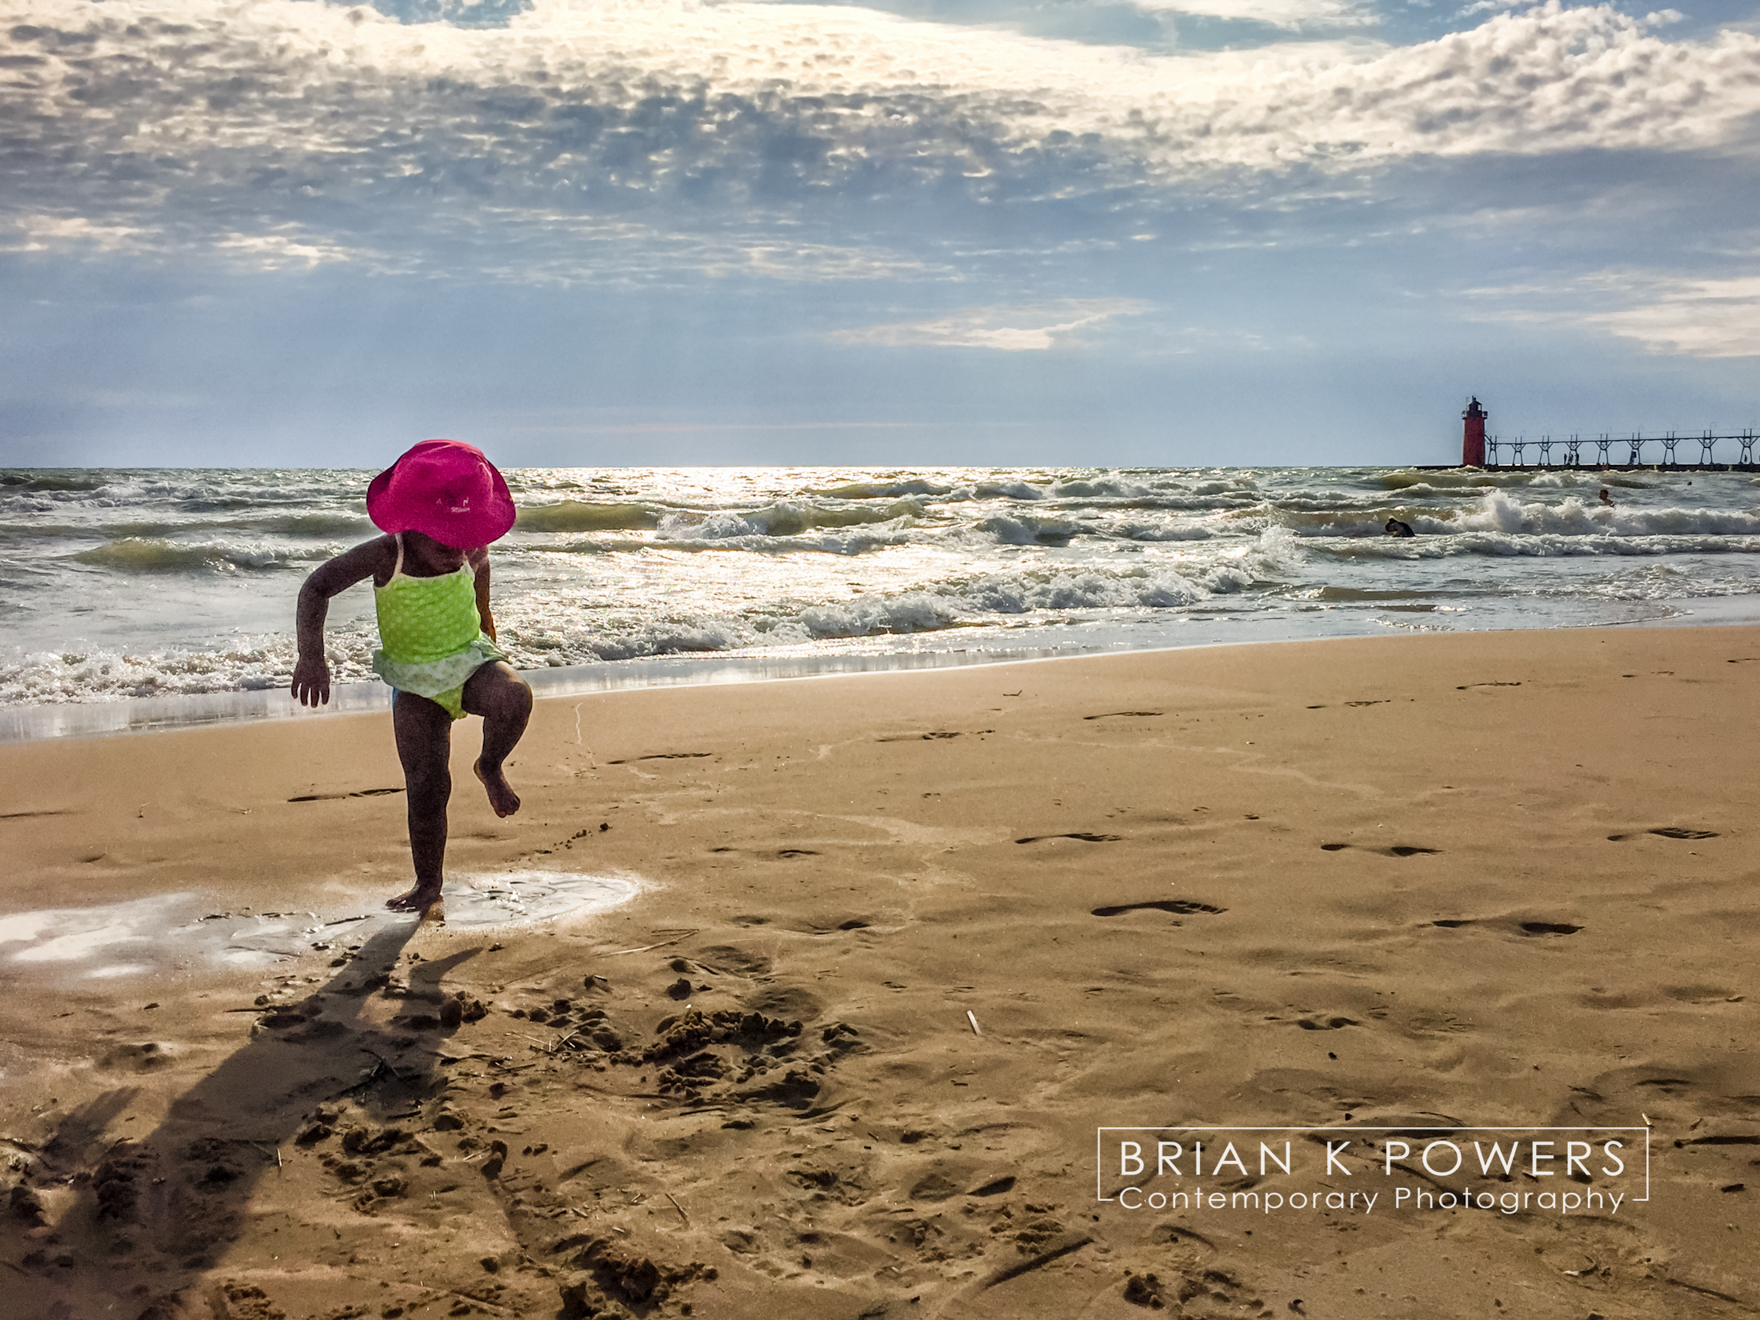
366 440 517 548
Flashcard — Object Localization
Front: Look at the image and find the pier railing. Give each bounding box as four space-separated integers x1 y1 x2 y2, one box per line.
1484 430 1758 470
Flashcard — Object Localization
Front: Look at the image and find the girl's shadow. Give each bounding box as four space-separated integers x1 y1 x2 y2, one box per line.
12 920 484 1316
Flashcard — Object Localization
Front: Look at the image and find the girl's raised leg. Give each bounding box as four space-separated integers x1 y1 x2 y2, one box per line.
388 690 454 912
464 661 532 818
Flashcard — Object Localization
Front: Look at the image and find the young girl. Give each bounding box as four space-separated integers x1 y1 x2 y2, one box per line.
291 440 533 913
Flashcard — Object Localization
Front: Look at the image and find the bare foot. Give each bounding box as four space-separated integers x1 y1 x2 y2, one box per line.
386 883 442 913
474 759 521 818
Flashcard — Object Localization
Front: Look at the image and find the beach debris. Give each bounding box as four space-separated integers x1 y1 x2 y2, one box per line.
966 1010 982 1036
606 935 691 956
667 978 694 1000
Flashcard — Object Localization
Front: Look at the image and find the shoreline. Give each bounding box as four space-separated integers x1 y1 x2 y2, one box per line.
6 601 1760 746
3 623 1757 1318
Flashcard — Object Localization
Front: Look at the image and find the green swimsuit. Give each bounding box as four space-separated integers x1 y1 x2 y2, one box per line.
372 534 506 720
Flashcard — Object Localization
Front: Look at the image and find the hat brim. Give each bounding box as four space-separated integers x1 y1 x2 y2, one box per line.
366 440 517 548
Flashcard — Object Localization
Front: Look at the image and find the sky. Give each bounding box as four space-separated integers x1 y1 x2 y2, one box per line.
2 0 1758 468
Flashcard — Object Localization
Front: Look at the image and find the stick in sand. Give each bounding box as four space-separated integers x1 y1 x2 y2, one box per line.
966 1010 982 1035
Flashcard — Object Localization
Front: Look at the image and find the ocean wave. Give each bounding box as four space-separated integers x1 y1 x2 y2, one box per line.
1246 488 1760 541
965 481 1045 501
1448 489 1760 537
516 500 661 533
6 464 1759 717
71 538 329 573
0 472 110 494
497 616 756 665
1312 532 1760 559
574 626 750 662
537 526 918 557
1377 468 1500 491
1110 520 1217 542
797 592 966 637
1107 493 1268 513
813 478 956 500
974 514 1087 546
236 512 375 538
2 512 374 543
654 499 923 540
1045 477 1158 500
794 557 1265 638
0 639 348 707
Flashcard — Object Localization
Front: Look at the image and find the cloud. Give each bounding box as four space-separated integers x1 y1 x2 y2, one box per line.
828 299 1151 348
1467 269 1760 358
1586 277 1760 357
2 0 1758 284
1128 0 1376 30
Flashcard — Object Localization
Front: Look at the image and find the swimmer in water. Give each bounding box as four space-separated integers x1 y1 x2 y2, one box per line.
291 440 532 913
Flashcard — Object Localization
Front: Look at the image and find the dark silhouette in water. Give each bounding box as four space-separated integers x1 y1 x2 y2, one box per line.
1384 518 1416 538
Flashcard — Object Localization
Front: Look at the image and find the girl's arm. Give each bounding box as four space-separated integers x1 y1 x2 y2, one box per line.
291 537 393 707
470 547 496 643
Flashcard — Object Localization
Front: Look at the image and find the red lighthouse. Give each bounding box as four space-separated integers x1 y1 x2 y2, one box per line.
1462 397 1487 467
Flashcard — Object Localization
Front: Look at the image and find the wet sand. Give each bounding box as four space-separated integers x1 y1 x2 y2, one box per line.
2 625 1757 1320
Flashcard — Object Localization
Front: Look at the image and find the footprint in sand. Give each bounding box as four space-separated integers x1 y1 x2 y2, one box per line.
286 787 404 802
1091 900 1226 917
1428 916 1581 936
878 730 986 742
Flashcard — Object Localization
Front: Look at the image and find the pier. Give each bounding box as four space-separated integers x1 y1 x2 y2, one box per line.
1484 429 1760 471
1457 400 1759 469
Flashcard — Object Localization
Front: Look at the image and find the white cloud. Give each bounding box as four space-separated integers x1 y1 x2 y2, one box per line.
1467 269 1760 358
829 299 1150 348
1129 0 1376 30
2 0 1758 281
1586 277 1760 357
2 215 154 254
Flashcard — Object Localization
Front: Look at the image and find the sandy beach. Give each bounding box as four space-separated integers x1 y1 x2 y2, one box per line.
2 624 1757 1320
